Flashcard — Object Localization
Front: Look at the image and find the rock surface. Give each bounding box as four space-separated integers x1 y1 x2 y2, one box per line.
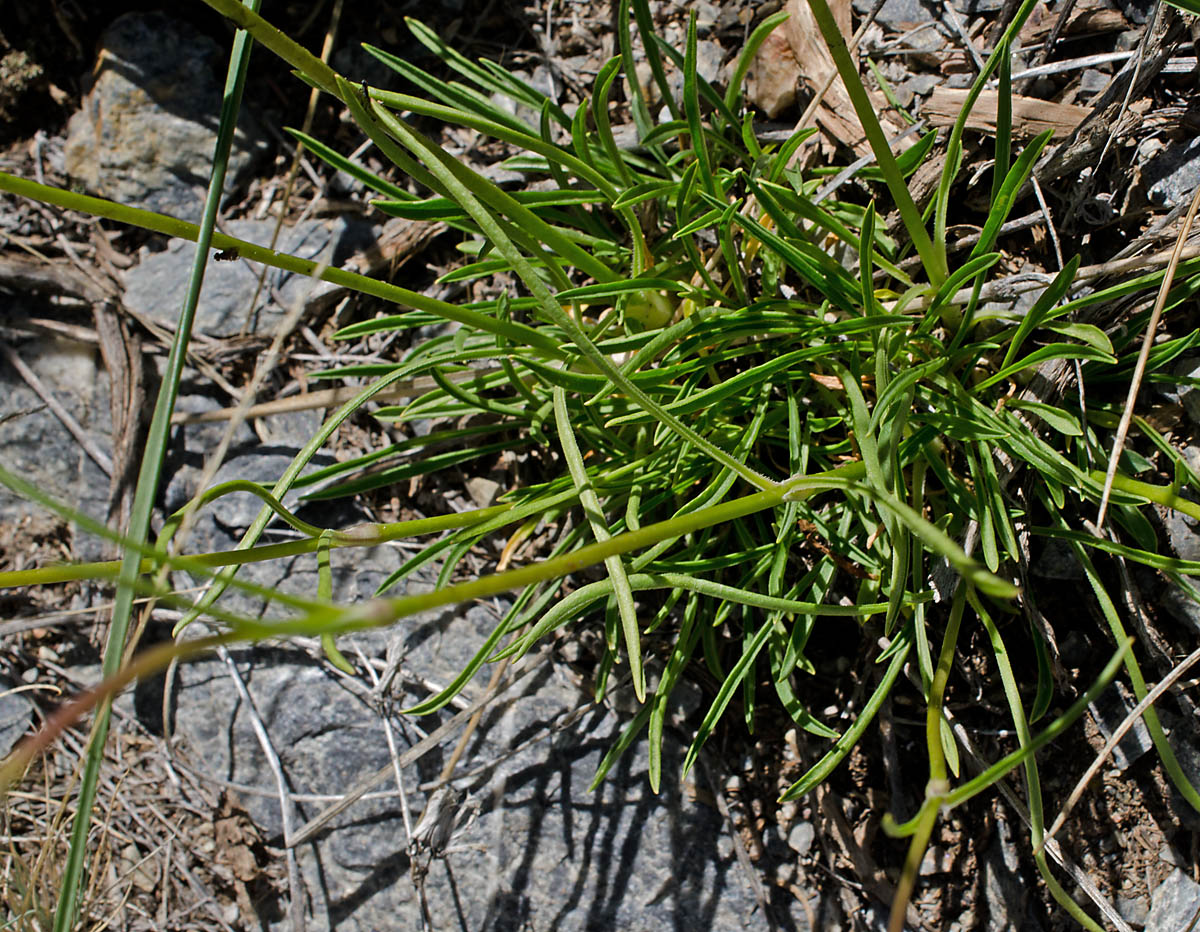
1147 869 1200 931
0 323 113 559
169 548 818 930
171 619 811 930
853 0 938 28
63 12 267 223
979 813 1042 932
159 427 777 929
1144 136 1200 210
0 678 34 756
122 217 378 336
1087 681 1154 771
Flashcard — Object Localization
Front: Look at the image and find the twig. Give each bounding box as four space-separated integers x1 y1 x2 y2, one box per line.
1094 0 1158 176
890 640 1135 932
288 651 547 847
892 240 1200 313
1030 176 1063 270
1019 0 1078 90
1012 51 1195 82
943 0 985 75
1096 179 1200 529
215 645 307 932
356 638 429 930
1041 646 1200 850
794 0 888 138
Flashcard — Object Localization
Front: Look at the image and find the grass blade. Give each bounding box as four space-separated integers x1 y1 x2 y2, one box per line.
54 10 259 927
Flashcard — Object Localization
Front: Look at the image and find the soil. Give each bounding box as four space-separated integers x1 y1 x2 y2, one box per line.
2 0 1200 930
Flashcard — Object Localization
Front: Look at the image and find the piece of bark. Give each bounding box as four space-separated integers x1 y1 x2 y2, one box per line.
1033 6 1186 188
784 0 909 156
1019 0 1127 44
923 87 1092 140
95 301 150 530
0 252 109 303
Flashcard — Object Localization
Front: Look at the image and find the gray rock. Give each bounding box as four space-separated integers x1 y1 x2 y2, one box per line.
122 217 379 336
160 446 381 617
1175 357 1200 421
693 0 722 35
1147 869 1200 931
1145 135 1200 210
171 598 815 931
166 389 259 456
63 12 268 223
853 0 938 28
0 679 34 756
465 476 502 508
696 40 726 85
897 73 941 105
0 327 113 560
952 0 1005 11
668 40 726 102
1162 506 1200 562
859 0 940 26
1161 582 1200 634
1086 681 1153 771
1078 69 1111 98
1117 893 1150 927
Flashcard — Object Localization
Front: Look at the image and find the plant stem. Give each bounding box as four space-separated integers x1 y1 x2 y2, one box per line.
53 7 260 929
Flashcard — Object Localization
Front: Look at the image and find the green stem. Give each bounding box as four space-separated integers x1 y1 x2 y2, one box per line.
1093 469 1200 522
554 387 645 700
0 172 561 357
0 503 511 590
926 583 967 785
355 83 775 490
53 6 260 930
889 798 942 932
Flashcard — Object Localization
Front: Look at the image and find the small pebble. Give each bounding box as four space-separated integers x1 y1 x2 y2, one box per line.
787 821 815 856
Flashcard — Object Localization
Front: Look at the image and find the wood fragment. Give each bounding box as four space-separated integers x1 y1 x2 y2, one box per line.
1019 0 1127 44
0 252 109 303
784 0 909 157
1033 7 1185 188
746 27 799 119
923 87 1091 140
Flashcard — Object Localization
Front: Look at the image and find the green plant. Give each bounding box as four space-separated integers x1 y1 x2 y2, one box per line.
2 1 1200 929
